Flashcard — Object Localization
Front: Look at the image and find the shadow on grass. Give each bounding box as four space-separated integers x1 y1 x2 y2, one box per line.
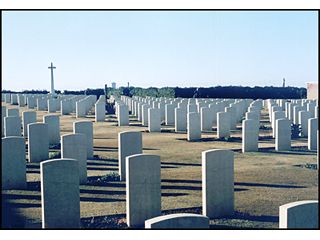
161 166 178 169
26 169 40 174
106 119 118 123
90 158 118 163
87 161 118 167
162 192 188 197
258 146 316 155
161 185 249 192
87 166 118 171
27 181 41 191
2 193 41 201
93 146 159 151
86 176 125 188
258 135 273 141
231 212 278 223
1 202 41 208
83 208 278 229
161 179 303 190
94 137 115 140
93 146 118 152
162 179 201 184
128 123 144 127
81 213 127 229
235 182 306 189
80 189 125 195
175 137 242 143
161 162 201 167
160 129 176 133
80 197 125 203
26 164 40 169
212 211 279 223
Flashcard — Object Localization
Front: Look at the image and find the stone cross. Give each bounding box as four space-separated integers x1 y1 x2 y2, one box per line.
48 62 56 95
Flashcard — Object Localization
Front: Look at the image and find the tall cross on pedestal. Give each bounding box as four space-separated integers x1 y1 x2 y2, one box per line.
48 62 56 95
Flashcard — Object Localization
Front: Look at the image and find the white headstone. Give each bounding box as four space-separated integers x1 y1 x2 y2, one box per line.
165 104 175 125
43 115 60 146
41 159 80 228
27 96 36 109
37 98 48 111
76 100 86 118
7 108 19 117
4 116 21 137
272 111 286 138
118 131 142 181
61 100 72 115
22 111 37 138
298 111 312 137
95 101 105 122
148 108 161 132
145 213 209 229
200 107 213 131
242 119 259 152
187 112 201 141
217 112 231 138
279 200 318 229
48 99 58 113
2 136 26 189
293 106 304 125
73 121 93 159
61 133 87 184
117 105 129 126
175 107 187 132
126 154 161 227
1 106 6 137
28 123 49 162
202 149 234 218
141 104 149 126
275 118 291 151
308 118 318 150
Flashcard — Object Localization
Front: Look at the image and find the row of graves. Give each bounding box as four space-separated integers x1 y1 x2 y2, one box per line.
1 92 318 229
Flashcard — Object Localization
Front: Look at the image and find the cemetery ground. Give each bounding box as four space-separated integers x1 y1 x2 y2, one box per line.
2 103 318 229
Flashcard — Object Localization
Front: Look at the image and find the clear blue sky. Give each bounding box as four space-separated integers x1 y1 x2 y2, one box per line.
2 10 318 91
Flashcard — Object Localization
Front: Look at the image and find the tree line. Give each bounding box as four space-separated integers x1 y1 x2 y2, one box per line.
2 86 306 99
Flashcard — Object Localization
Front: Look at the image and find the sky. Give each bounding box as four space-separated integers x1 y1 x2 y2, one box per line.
2 10 318 91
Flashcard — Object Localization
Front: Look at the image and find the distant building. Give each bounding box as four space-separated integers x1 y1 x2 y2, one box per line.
307 82 318 100
111 82 116 89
